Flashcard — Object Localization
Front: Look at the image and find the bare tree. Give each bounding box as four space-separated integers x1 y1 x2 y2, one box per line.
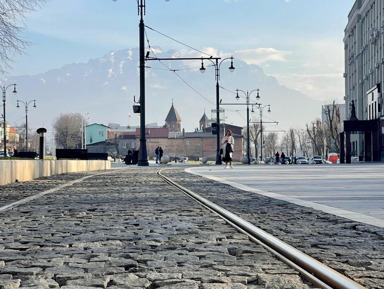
280 128 297 157
296 129 309 156
249 123 260 159
0 0 46 74
53 113 84 149
306 119 325 156
263 132 278 158
323 101 341 154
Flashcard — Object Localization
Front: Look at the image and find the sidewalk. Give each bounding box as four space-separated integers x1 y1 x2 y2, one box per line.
187 163 384 228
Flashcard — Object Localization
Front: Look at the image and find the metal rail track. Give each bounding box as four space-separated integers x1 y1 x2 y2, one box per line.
158 169 366 289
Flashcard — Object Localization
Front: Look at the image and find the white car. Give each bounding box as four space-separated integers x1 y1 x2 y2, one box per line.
0 151 10 158
309 156 324 164
296 156 309 164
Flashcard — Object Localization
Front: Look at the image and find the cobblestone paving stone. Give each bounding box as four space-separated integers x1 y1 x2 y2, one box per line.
0 167 315 289
161 167 384 289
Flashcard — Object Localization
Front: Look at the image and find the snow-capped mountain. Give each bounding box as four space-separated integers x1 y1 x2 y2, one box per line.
4 47 322 134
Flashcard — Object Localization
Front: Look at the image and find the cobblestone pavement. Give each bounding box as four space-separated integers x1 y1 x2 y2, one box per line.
0 167 315 289
160 167 384 289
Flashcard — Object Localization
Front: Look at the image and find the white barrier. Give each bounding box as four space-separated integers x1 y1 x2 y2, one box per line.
0 160 111 185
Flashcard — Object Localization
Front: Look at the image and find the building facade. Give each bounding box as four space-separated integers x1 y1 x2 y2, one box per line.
342 0 384 162
85 123 108 146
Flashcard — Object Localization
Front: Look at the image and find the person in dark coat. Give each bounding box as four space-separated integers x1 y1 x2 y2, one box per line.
281 152 286 164
155 146 159 164
275 151 279 164
159 147 164 163
124 149 133 165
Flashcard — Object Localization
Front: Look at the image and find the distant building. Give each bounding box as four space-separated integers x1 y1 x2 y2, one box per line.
98 103 244 161
342 0 384 162
85 123 108 145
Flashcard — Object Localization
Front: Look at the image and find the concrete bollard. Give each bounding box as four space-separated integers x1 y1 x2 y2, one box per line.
160 155 170 164
241 156 249 164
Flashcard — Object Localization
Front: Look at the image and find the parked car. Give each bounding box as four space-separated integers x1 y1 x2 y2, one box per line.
296 156 309 164
310 156 324 164
281 156 292 164
0 151 10 158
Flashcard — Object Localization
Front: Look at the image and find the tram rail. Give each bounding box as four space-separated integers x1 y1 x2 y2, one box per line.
158 169 366 289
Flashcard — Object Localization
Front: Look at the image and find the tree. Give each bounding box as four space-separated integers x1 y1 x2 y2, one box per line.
53 113 84 149
323 101 341 154
306 119 325 156
249 123 260 159
296 129 311 157
263 132 278 158
0 0 46 74
280 128 297 157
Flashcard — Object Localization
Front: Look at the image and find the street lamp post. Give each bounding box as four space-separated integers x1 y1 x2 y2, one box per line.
235 89 260 164
16 99 36 151
2 83 17 156
255 104 271 161
137 0 149 166
145 54 234 165
82 112 89 149
200 57 235 165
130 0 233 165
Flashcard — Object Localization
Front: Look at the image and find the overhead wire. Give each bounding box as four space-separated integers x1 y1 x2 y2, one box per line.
144 25 249 119
145 25 212 57
144 27 214 105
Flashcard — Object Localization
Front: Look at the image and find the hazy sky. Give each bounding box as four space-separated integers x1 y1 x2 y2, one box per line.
10 0 355 108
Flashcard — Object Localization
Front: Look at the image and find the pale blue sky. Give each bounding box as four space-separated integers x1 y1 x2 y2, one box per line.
10 0 355 102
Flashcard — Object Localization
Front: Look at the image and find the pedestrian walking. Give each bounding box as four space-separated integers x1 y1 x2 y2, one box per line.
155 146 159 164
221 130 234 169
275 151 279 164
281 152 286 164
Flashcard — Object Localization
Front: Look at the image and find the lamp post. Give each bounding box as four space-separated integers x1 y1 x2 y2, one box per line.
16 99 36 151
255 104 271 161
82 112 89 149
145 54 235 165
137 0 149 166
2 83 17 156
200 57 235 165
235 89 260 164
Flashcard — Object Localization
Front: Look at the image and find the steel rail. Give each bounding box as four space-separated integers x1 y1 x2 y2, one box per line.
158 170 366 289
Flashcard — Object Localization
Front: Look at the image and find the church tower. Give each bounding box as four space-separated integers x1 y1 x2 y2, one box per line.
165 102 182 132
199 112 209 130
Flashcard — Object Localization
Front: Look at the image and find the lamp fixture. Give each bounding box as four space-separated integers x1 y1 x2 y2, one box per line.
228 56 235 72
199 58 206 73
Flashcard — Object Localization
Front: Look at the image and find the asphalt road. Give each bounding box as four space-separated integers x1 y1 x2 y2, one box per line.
186 163 384 228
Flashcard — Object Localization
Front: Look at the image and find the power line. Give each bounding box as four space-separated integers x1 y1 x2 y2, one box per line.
145 25 212 57
144 27 215 105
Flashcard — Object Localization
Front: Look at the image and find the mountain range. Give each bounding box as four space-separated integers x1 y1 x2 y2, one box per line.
4 47 323 136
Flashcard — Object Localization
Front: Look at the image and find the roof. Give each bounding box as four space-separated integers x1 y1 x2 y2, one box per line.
199 112 209 123
165 103 181 122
